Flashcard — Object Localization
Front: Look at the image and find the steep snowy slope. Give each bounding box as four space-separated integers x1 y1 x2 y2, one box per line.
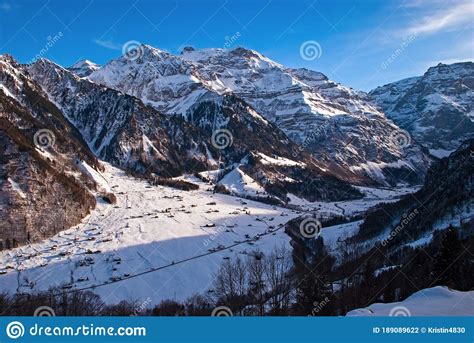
182 48 431 186
370 62 474 157
28 58 212 177
88 45 430 186
309 138 474 264
286 139 474 297
88 45 206 116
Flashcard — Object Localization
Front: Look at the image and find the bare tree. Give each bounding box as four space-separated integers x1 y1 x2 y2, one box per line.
264 246 293 315
247 251 267 316
211 256 248 314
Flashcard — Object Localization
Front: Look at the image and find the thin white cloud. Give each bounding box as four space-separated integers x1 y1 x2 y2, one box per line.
0 2 11 11
402 0 474 36
401 0 446 9
94 39 122 50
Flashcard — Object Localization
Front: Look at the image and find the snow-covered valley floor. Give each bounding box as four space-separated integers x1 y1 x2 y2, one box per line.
0 163 414 305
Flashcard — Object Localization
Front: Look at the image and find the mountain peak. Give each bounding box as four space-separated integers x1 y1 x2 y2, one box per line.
34 57 64 67
230 46 262 58
67 59 100 77
180 46 195 54
69 59 99 69
141 43 165 53
32 58 71 75
0 53 16 63
425 61 473 77
136 44 171 59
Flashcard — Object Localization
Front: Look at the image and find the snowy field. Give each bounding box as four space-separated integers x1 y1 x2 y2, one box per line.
286 185 415 216
0 163 415 305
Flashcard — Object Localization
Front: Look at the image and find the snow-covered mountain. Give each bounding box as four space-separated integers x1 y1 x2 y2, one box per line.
370 62 474 158
28 58 211 178
27 56 364 203
67 59 100 77
88 45 430 186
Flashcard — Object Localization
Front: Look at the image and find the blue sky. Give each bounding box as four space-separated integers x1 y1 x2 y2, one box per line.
0 0 472 90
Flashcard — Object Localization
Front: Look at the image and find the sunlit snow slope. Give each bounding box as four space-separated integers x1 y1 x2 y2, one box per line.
347 286 474 316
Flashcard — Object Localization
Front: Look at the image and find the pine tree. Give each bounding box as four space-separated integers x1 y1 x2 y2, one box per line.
432 225 462 288
358 258 377 304
295 263 332 316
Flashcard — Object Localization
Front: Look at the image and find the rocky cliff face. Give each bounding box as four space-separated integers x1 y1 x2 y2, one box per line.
0 55 100 249
370 62 474 158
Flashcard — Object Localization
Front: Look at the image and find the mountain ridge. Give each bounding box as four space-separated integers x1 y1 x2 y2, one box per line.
86 44 432 186
20 55 365 203
370 61 474 158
